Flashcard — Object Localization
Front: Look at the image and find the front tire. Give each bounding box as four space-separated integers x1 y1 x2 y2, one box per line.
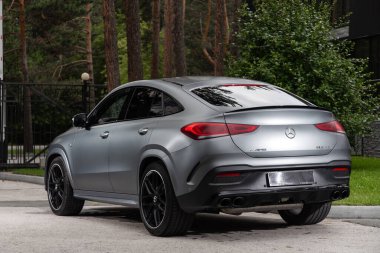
139 162 194 236
47 157 84 216
279 201 332 225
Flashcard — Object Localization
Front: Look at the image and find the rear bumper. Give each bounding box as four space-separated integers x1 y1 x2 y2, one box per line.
177 165 350 213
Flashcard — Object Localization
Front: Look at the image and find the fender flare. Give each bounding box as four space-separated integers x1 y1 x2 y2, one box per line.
45 146 75 190
138 148 179 195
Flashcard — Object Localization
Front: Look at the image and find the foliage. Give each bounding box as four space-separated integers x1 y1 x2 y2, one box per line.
336 156 380 206
227 0 379 142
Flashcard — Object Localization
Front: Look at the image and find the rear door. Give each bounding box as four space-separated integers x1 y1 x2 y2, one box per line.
108 87 163 194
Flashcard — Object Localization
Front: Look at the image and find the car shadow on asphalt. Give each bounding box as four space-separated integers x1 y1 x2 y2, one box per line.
78 206 288 235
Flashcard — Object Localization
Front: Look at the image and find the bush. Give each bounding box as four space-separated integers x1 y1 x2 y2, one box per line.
227 0 379 143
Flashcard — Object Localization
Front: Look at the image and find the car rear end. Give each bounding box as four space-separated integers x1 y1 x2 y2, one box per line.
176 80 350 214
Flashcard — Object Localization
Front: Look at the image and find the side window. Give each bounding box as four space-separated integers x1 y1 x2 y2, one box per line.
163 93 183 115
91 89 131 125
126 87 163 120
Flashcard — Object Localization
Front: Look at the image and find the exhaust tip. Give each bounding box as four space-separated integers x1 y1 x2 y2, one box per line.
233 197 245 207
219 198 232 207
331 191 341 200
341 190 349 199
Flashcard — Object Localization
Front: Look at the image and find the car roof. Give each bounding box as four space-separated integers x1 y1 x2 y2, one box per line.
161 76 271 89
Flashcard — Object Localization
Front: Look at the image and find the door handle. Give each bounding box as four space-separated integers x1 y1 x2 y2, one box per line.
138 128 149 135
100 131 109 139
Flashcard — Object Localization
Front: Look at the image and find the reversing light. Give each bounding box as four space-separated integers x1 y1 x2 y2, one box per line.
181 122 258 140
315 120 345 133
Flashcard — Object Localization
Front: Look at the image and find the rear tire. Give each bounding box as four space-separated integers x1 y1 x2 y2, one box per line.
47 157 84 216
139 162 194 236
279 201 331 225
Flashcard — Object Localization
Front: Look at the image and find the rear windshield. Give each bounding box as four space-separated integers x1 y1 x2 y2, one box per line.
191 84 309 108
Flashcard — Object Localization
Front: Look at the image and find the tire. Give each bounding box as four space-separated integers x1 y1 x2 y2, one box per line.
279 201 332 225
139 162 194 236
47 157 84 216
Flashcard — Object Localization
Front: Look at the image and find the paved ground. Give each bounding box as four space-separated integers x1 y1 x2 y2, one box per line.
0 181 379 253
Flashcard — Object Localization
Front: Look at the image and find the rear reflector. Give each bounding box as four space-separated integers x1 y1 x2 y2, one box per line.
181 122 258 140
332 167 349 172
315 120 345 133
216 172 241 177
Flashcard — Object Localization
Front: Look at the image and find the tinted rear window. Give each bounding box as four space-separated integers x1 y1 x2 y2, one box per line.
191 84 309 108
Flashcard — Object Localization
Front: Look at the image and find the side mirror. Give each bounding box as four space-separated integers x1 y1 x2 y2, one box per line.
72 113 87 128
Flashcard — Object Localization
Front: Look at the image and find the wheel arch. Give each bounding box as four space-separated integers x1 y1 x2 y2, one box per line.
45 147 75 191
138 149 178 195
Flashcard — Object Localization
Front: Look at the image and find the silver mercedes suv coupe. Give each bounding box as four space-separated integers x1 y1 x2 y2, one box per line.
45 76 351 236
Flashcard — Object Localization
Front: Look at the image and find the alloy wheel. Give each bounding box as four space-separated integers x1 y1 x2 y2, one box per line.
141 170 167 228
48 164 65 210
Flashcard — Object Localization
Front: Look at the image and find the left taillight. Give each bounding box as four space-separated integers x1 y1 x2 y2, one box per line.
181 122 258 140
315 120 345 134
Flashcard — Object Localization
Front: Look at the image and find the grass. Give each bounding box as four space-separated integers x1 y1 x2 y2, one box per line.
7 156 380 205
11 168 45 177
335 156 380 206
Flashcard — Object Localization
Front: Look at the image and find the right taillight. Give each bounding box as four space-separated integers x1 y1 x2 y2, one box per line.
181 122 258 140
315 120 345 134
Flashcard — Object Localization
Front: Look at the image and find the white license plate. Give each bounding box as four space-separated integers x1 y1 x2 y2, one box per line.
267 170 314 187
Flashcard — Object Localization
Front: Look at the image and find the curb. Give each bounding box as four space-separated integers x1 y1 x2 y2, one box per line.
1 173 379 219
0 172 44 185
329 206 380 219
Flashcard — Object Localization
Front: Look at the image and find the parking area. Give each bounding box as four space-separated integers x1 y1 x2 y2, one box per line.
0 180 379 253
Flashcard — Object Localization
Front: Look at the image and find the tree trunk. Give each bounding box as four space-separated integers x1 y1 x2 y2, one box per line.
230 0 241 58
201 0 215 67
85 3 95 108
151 0 160 79
163 0 174 77
214 0 226 76
103 0 120 92
173 0 186 76
125 0 143 81
19 0 33 153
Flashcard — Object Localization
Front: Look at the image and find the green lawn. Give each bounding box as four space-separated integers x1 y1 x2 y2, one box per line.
11 168 45 177
7 156 380 205
335 156 380 206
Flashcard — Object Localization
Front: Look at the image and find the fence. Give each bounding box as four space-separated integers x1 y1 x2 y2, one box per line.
0 81 107 168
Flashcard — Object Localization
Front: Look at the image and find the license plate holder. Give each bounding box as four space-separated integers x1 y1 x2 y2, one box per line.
267 170 314 187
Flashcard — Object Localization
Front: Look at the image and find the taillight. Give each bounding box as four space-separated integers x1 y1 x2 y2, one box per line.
315 120 345 133
181 122 258 140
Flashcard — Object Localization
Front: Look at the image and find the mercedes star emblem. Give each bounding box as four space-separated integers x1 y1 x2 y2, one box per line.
285 127 296 139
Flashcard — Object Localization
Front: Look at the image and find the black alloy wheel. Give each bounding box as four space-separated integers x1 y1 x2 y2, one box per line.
48 163 65 210
139 162 194 236
141 170 167 228
47 157 84 216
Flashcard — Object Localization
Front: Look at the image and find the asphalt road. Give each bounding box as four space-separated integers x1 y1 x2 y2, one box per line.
0 181 379 253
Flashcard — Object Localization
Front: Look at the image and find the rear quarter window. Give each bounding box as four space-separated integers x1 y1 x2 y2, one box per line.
191 84 309 108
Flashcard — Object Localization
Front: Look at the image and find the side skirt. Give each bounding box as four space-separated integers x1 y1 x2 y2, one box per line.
74 190 139 208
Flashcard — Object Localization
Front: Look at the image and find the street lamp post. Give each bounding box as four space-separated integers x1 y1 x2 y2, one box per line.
81 72 90 114
0 2 7 164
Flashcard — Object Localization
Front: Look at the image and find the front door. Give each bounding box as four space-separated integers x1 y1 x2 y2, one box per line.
71 88 132 192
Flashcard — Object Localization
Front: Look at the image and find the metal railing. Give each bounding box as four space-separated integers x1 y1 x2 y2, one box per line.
0 81 107 168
